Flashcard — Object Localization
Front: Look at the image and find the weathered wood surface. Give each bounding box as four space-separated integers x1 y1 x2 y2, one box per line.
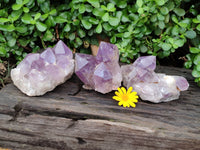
0 66 199 150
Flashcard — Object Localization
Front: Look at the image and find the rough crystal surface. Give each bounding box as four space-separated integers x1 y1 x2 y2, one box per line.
11 40 74 96
75 41 122 94
121 56 189 103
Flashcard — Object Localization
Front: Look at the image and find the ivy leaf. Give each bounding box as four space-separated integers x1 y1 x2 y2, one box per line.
49 9 57 15
8 37 16 47
185 30 197 39
136 0 143 7
21 13 33 24
0 34 6 42
78 29 86 38
92 8 104 17
79 4 86 14
117 1 127 8
108 16 120 26
102 23 112 31
155 0 166 6
89 17 99 24
40 2 50 13
43 30 53 41
173 8 185 17
0 18 10 23
0 24 15 32
34 13 41 20
69 33 75 41
96 23 102 33
171 25 179 35
63 24 71 32
0 46 7 57
161 43 171 51
192 69 200 78
158 21 165 29
87 0 100 8
193 54 200 65
81 19 92 29
36 22 47 32
23 7 29 13
16 26 28 33
12 4 23 10
107 3 115 12
140 44 148 53
160 7 169 15
102 12 109 22
197 24 200 31
55 16 67 23
190 47 200 53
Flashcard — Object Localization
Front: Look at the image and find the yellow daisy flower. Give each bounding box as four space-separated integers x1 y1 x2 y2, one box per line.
113 87 139 108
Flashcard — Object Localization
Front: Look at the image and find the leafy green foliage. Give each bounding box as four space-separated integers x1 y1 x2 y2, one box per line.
0 0 200 85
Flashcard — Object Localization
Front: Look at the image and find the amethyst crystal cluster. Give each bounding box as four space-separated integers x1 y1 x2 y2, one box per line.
121 56 189 103
75 42 122 94
11 40 74 96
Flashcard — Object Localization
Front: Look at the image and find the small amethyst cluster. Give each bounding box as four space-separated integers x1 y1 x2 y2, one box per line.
11 40 189 103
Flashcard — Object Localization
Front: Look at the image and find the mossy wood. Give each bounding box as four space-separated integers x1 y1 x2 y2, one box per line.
0 66 199 150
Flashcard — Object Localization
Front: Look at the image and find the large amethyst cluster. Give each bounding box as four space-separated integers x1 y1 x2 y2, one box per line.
11 40 74 96
75 41 122 94
121 56 189 103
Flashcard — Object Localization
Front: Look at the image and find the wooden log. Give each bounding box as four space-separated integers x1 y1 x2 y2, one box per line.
0 66 199 150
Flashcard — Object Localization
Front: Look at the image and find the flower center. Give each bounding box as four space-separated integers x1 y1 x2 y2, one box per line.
122 94 129 101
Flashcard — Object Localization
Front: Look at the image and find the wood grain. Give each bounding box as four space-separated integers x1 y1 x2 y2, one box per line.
0 66 199 150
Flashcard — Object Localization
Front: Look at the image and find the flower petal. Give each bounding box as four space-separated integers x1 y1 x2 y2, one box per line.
127 87 133 94
117 87 123 95
121 87 127 94
115 91 121 97
118 101 123 106
129 102 136 108
113 96 121 101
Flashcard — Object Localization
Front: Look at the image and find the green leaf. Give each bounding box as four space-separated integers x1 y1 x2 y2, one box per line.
78 29 86 38
34 13 41 20
55 16 67 23
87 0 100 8
23 7 29 13
89 17 99 24
117 1 127 8
23 0 29 4
21 13 33 24
0 34 6 42
63 24 71 32
69 33 75 41
157 14 165 21
8 37 16 47
73 19 80 26
173 8 185 17
193 54 200 65
36 22 47 32
160 7 169 15
79 4 86 14
40 2 50 13
123 32 131 38
140 44 148 53
192 69 200 78
18 39 29 46
136 0 143 7
184 61 192 69
101 5 107 11
16 26 28 33
0 24 15 32
107 3 115 12
49 9 57 15
162 43 171 51
171 25 179 35
110 36 116 43
197 24 200 31
0 18 10 23
158 21 165 29
190 47 200 53
0 46 7 57
43 30 53 41
150 15 157 22
96 23 102 33
121 15 130 22
41 14 49 20
108 16 120 26
12 4 23 10
102 23 112 31
174 39 185 47
81 19 92 29
102 12 109 22
17 0 23 4
138 8 143 14
185 30 197 39
155 0 166 6
76 37 83 46
92 8 104 17
85 4 93 12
